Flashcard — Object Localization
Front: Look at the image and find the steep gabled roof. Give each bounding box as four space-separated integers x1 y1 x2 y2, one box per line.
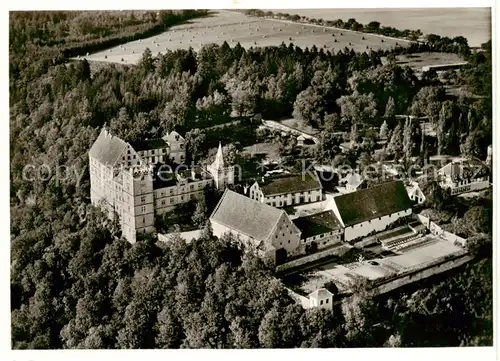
332 181 413 227
258 172 322 196
163 130 185 143
210 190 287 241
89 128 128 167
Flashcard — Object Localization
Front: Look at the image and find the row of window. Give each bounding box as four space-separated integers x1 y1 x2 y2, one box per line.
319 298 329 306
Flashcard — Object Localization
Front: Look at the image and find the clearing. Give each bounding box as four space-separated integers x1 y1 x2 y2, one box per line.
382 52 464 74
83 10 408 65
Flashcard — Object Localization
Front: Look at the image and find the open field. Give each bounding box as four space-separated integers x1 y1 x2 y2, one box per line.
280 118 320 136
382 52 463 74
83 10 408 65
242 142 280 161
270 8 491 47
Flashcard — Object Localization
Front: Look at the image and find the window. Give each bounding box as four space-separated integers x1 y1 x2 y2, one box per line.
141 196 146 203
181 196 184 201
163 149 166 154
128 156 131 160
320 300 323 305
133 155 136 159
288 240 290 243
326 299 329 304
170 189 173 194
127 149 130 154
190 184 194 190
170 198 174 203
161 200 165 205
141 206 146 213
152 150 155 155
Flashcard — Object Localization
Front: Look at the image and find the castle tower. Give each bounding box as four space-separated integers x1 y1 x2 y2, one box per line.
208 142 235 190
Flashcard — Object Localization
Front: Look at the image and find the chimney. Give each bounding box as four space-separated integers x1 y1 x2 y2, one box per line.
243 184 249 195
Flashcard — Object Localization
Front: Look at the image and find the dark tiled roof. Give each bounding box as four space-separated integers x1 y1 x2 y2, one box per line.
89 128 128 166
293 210 342 239
333 181 413 227
259 172 322 196
210 190 286 241
129 138 168 152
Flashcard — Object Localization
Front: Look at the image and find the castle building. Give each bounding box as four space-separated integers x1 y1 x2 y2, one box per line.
89 128 233 243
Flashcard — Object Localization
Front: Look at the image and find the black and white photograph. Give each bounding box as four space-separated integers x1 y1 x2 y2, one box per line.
6 1 497 357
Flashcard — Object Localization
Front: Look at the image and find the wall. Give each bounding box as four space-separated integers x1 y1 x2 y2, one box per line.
276 244 346 273
310 295 334 310
344 209 412 242
302 230 342 250
449 180 490 195
372 253 472 295
269 213 301 254
416 214 467 246
264 188 322 207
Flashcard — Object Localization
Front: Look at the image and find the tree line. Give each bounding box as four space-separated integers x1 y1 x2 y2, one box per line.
10 10 492 348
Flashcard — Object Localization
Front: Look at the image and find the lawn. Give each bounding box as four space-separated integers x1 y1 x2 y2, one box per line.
83 9 408 65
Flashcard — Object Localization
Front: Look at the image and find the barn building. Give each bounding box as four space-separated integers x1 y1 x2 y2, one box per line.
324 181 413 243
210 189 301 264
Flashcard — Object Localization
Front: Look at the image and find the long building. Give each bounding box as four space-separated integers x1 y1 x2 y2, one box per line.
249 172 323 207
325 180 414 243
89 128 234 243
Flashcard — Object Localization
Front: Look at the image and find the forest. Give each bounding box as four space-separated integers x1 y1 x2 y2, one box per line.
10 10 492 348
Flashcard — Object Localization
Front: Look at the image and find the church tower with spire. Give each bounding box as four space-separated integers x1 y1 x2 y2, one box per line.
208 142 235 190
